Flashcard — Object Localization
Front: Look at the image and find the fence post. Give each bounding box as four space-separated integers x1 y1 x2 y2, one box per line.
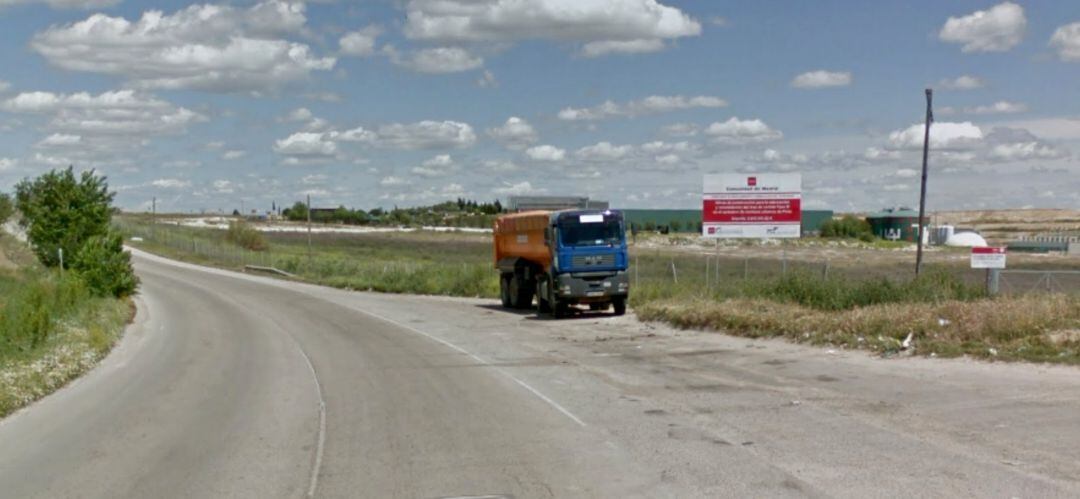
822 260 829 280
671 260 678 284
986 268 1000 296
705 256 710 293
782 246 788 277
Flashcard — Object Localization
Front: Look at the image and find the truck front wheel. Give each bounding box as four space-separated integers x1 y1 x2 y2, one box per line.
612 297 627 316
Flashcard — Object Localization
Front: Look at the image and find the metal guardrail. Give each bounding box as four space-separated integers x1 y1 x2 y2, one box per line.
243 265 297 278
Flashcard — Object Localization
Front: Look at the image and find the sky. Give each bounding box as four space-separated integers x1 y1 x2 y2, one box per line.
0 0 1078 214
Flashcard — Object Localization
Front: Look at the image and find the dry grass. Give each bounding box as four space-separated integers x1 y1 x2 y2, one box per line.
637 294 1080 364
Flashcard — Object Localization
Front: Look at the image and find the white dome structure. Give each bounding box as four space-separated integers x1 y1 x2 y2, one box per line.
944 232 988 247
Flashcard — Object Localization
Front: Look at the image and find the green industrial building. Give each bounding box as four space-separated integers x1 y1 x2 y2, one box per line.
865 207 927 242
622 209 834 236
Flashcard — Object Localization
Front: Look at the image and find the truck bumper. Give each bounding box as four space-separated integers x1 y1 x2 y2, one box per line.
555 271 629 303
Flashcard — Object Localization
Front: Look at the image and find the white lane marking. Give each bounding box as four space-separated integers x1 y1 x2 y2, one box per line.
355 308 587 428
292 343 327 499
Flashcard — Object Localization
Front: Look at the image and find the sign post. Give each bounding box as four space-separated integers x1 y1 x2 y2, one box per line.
702 173 801 239
971 247 1006 296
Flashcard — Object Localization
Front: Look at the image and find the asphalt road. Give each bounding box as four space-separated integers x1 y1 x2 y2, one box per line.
1 250 1079 498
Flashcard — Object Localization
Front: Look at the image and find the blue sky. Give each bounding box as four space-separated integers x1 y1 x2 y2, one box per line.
0 0 1078 213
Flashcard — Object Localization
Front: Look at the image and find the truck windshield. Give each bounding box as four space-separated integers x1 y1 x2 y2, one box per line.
558 217 624 247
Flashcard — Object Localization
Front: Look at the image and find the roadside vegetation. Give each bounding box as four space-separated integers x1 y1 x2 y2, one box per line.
0 168 136 418
119 214 1080 365
278 198 504 229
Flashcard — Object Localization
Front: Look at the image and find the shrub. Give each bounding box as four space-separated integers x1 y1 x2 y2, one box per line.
72 231 139 298
225 220 268 251
0 193 13 225
0 274 89 356
14 167 114 268
820 215 873 239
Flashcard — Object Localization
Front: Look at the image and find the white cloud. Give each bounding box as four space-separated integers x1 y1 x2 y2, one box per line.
988 141 1066 161
938 75 985 90
379 176 407 186
2 89 204 160
411 154 455 177
888 121 984 150
212 179 235 194
0 158 16 172
525 145 566 162
282 107 314 122
1050 22 1080 61
274 132 338 157
575 141 633 161
386 46 483 74
481 159 519 172
640 140 697 154
36 133 82 147
486 117 538 149
790 70 852 89
222 150 247 160
402 0 701 57
892 168 918 178
301 174 326 185
493 181 545 196
581 39 666 57
368 120 475 150
30 1 336 93
0 80 9 93
704 117 783 144
339 26 381 57
151 178 191 189
967 100 1028 115
476 69 498 88
661 122 699 136
939 2 1025 53
558 95 726 121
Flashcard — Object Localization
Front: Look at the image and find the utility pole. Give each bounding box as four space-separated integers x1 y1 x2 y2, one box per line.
152 196 157 240
915 88 933 276
306 194 312 263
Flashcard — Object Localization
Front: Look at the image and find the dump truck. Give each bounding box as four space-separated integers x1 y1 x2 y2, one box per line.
494 209 629 317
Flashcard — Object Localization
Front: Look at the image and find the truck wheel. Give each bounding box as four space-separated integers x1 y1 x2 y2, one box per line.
612 297 627 316
499 275 512 308
589 303 608 311
509 275 533 309
536 281 552 314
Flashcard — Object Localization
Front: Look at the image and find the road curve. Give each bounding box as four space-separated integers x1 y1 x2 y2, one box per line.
2 250 1080 498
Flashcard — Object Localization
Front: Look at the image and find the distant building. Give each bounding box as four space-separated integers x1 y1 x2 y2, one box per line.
866 207 928 242
507 196 608 212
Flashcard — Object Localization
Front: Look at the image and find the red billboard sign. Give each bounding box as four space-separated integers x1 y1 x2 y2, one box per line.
703 173 802 238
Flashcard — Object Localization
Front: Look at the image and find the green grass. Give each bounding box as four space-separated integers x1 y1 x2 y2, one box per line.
0 232 131 418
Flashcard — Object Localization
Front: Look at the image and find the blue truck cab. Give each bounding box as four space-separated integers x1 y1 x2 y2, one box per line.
540 209 630 316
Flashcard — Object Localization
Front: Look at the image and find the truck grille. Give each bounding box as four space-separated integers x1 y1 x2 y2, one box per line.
572 254 615 267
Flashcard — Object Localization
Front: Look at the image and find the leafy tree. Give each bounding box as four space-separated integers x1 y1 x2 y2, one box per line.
72 231 139 298
0 193 13 225
15 167 113 268
820 215 874 239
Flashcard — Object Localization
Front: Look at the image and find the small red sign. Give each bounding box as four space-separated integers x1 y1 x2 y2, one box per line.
747 176 757 186
971 247 1006 254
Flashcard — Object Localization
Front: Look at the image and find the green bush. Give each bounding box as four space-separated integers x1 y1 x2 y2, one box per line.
72 231 139 298
820 215 873 239
0 274 90 356
15 167 114 268
225 220 268 251
0 193 13 225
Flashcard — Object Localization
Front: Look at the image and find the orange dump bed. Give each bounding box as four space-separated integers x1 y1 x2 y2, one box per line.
493 211 552 270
